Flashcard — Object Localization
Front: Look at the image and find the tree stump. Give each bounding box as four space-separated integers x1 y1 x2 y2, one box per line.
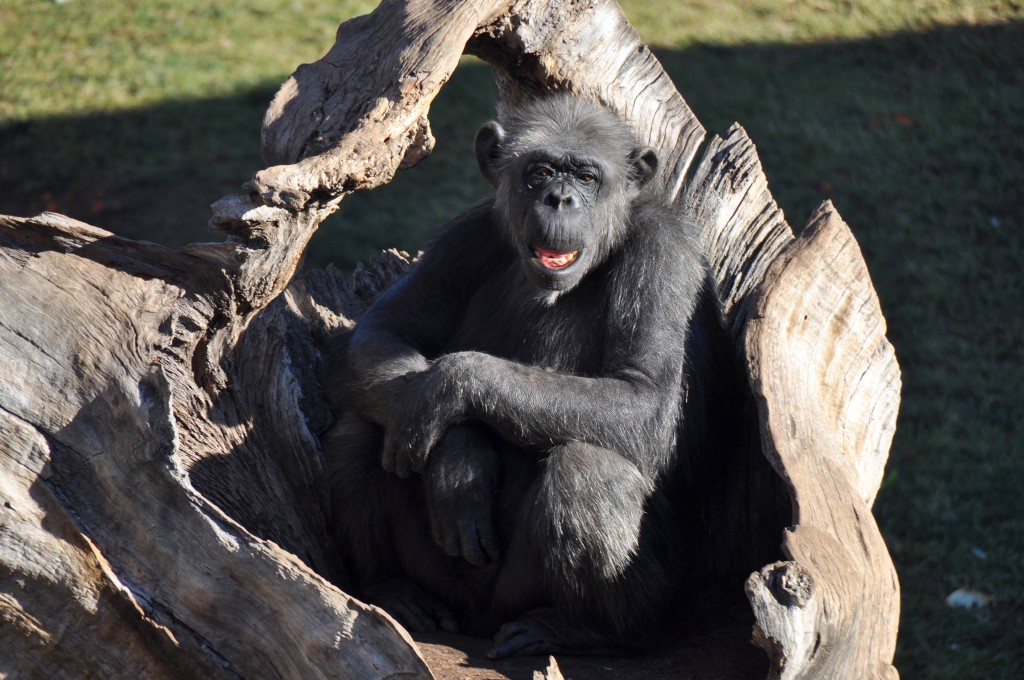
0 1 900 678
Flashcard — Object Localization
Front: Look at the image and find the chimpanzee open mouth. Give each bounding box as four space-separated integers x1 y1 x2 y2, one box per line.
533 247 579 270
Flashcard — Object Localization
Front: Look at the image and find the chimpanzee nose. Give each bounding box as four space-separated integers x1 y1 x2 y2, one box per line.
543 183 576 209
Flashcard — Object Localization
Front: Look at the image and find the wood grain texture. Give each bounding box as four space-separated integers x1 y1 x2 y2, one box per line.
0 214 430 679
255 0 500 210
684 123 794 334
743 203 901 679
0 1 900 677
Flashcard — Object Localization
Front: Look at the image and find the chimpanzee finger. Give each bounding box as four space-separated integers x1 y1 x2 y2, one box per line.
457 518 488 567
408 431 435 474
391 441 413 479
382 437 412 478
477 515 500 563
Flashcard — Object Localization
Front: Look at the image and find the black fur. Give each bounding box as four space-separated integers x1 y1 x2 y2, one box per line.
325 95 723 658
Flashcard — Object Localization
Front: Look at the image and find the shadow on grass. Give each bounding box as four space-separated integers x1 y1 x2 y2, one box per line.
0 64 499 260
2 19 1022 679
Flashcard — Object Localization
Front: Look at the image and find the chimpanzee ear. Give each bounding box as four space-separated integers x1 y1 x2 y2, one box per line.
627 146 658 188
475 122 506 187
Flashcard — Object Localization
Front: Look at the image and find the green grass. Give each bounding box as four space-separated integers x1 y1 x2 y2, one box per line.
2 1 1023 677
0 0 379 119
620 0 1023 47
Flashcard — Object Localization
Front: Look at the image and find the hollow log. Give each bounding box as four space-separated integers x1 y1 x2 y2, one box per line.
0 1 900 678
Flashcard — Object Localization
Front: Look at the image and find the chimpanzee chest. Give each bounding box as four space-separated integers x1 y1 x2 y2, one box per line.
445 263 607 375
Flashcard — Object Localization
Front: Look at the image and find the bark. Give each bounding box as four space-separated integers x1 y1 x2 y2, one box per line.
0 1 900 678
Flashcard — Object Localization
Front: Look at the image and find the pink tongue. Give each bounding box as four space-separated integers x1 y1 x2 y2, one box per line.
535 248 578 269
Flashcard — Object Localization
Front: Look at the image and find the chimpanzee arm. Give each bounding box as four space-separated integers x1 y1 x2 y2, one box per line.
385 217 707 478
340 204 512 563
341 202 502 425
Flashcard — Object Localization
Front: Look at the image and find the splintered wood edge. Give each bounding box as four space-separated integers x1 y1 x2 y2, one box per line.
683 123 794 334
743 202 900 680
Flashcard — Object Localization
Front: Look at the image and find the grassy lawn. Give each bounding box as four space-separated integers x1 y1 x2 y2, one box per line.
2 1 1022 677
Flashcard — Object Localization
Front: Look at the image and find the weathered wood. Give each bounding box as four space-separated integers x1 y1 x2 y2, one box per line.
256 0 704 210
535 657 565 680
0 214 430 679
743 203 900 680
683 124 794 333
685 125 901 678
0 0 900 678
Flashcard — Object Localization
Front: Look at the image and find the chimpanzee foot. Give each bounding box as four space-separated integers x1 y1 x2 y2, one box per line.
363 578 460 633
488 611 559 658
487 608 625 658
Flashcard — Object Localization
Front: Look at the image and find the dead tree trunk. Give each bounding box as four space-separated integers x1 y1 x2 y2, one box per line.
0 1 900 678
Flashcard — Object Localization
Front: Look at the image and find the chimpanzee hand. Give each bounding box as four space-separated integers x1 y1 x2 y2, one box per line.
382 353 471 477
423 425 501 567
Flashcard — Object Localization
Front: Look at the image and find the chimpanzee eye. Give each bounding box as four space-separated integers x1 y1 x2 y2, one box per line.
527 166 553 185
579 172 595 184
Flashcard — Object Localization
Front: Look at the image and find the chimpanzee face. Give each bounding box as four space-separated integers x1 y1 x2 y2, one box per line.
475 97 657 294
507 146 612 291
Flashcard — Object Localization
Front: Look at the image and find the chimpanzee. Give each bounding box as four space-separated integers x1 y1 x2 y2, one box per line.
324 94 725 658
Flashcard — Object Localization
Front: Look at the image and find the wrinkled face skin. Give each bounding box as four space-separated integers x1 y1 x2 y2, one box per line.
475 96 657 294
506 143 613 292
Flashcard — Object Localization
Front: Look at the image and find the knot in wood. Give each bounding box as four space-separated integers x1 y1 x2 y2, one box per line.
768 562 815 608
